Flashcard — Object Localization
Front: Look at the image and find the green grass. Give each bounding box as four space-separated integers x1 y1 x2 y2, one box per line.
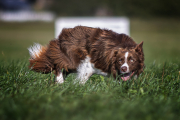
0 22 54 60
0 60 180 120
130 18 180 64
0 18 180 120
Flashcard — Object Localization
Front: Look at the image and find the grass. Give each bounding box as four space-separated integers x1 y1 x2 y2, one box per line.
0 60 180 120
0 22 54 60
0 18 180 120
130 18 180 64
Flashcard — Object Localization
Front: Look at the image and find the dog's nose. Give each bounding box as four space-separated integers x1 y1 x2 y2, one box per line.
121 66 127 72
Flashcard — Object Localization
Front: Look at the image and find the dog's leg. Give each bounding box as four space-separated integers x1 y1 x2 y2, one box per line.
76 57 94 84
77 71 93 84
56 71 64 84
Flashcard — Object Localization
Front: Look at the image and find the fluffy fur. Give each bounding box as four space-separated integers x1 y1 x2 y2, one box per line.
28 26 144 84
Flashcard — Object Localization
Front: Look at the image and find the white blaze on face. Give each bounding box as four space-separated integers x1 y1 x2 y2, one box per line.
120 52 129 73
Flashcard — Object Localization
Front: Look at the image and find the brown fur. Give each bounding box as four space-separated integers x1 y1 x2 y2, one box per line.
29 26 144 80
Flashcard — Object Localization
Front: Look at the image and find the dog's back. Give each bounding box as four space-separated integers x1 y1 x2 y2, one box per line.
28 26 97 73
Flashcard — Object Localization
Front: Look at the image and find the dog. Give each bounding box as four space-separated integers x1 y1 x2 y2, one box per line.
28 26 144 84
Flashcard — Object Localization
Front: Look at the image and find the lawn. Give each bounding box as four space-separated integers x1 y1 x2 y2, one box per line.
0 18 180 120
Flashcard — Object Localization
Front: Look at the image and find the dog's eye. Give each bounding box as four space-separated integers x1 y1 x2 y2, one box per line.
130 59 134 63
119 59 123 63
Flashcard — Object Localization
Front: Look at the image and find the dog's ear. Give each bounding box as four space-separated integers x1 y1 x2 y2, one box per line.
113 47 123 57
110 49 118 64
135 41 143 54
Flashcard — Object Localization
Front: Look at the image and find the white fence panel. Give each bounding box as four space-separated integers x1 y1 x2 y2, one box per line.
55 17 130 38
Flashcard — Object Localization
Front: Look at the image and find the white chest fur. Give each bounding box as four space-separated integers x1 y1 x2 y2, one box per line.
77 56 108 84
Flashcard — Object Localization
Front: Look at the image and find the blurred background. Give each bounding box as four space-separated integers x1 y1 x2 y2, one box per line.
0 0 180 65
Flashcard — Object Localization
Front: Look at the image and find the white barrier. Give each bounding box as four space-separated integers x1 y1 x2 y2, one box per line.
55 17 130 38
0 11 55 22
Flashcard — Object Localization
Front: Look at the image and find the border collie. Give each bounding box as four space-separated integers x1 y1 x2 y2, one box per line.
28 26 144 84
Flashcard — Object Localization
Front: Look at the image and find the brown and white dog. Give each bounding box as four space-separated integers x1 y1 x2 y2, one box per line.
28 26 144 84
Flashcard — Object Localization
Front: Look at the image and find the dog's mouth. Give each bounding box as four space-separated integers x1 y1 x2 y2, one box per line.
120 72 135 81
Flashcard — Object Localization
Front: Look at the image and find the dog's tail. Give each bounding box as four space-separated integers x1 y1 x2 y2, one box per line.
28 43 54 73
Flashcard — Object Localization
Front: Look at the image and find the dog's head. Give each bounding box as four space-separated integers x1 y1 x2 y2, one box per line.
113 41 144 81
